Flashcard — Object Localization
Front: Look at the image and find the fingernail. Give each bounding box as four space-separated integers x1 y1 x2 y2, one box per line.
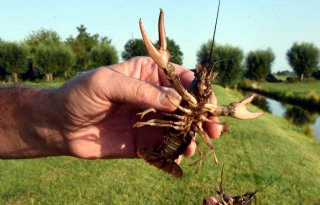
158 87 181 108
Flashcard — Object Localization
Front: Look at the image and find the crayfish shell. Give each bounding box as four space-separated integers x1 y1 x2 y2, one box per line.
137 148 183 178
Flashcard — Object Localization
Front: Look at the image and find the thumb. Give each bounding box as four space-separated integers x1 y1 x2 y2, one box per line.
107 71 181 112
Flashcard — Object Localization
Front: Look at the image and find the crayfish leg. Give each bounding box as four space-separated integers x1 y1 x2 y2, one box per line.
161 112 186 120
199 129 218 163
165 64 198 108
193 140 204 174
166 93 193 114
199 115 230 134
136 108 157 119
133 118 185 130
191 129 219 165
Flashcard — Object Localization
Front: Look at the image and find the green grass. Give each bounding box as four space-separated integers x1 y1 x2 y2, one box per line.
274 75 288 81
0 80 64 89
240 80 320 108
261 80 320 98
0 84 320 204
22 81 65 88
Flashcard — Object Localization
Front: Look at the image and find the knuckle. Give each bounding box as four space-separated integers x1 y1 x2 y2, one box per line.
133 81 159 104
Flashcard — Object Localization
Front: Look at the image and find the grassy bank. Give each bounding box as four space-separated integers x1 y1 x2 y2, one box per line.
23 81 65 88
239 80 320 111
0 84 320 204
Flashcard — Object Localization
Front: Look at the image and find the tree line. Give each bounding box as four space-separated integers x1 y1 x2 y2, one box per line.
0 25 119 82
0 25 319 84
197 40 320 85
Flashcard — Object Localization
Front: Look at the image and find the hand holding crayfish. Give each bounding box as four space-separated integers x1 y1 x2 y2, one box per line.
0 56 220 160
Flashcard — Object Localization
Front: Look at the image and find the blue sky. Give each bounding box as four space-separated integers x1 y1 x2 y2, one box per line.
1 0 319 72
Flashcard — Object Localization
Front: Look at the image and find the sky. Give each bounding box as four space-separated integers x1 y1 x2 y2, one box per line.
1 0 320 72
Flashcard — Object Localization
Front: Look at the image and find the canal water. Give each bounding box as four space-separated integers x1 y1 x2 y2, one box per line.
249 94 320 142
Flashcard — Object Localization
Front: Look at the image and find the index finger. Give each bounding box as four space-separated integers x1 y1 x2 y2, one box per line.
171 63 195 88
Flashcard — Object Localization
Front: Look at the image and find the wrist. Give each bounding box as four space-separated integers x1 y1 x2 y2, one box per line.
31 88 69 157
0 86 68 158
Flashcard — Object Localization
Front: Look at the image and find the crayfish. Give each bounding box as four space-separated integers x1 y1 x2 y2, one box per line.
203 165 278 205
134 0 264 178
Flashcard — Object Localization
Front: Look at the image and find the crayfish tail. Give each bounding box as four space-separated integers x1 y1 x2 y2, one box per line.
162 161 183 178
137 148 183 178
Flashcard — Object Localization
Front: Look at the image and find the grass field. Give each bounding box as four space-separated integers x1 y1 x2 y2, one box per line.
260 80 320 99
0 83 320 204
240 80 320 109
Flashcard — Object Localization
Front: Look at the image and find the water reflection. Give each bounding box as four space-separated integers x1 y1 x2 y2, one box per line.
284 106 317 126
284 106 319 139
313 118 320 141
251 95 271 113
249 93 320 141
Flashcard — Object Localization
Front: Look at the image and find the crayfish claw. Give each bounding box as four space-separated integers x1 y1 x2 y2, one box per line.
240 93 256 105
139 9 171 68
230 94 264 120
158 9 167 52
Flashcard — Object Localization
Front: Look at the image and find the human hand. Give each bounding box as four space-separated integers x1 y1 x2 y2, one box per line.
54 56 222 160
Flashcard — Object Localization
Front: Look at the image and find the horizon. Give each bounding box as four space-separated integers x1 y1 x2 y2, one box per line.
1 0 320 72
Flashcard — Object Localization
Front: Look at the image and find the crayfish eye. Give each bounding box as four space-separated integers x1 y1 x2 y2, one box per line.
196 65 202 73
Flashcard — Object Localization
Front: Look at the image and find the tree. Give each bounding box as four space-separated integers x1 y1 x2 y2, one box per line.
89 40 118 68
24 29 62 79
66 25 99 71
196 40 212 66
121 39 148 60
0 41 28 82
245 48 275 81
24 29 61 61
24 29 61 53
197 41 244 86
54 44 75 79
312 70 320 79
0 41 6 80
34 43 74 81
287 42 320 81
